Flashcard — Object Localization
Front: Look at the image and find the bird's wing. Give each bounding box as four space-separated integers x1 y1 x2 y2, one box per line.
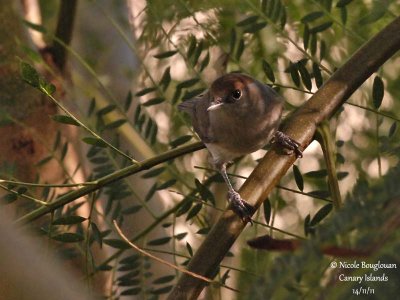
178 93 214 143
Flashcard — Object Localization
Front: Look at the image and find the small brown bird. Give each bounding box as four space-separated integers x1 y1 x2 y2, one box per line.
178 73 302 223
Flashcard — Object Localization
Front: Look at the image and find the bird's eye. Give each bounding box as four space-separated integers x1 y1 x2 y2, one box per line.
231 89 242 100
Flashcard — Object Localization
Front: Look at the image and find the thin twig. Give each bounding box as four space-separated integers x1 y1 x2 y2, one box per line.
112 220 240 293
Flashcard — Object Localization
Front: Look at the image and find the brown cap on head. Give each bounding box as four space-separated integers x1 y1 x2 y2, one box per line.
210 73 254 96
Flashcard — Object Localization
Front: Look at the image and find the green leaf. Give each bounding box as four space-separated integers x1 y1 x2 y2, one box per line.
199 52 210 71
20 45 41 63
320 40 328 59
120 254 140 265
97 104 116 116
176 78 200 90
191 40 203 66
170 135 193 148
303 24 310 50
309 21 333 34
310 33 317 55
17 187 28 194
153 275 175 285
104 119 127 130
262 60 275 83
134 105 142 122
52 216 86 225
52 115 80 126
153 50 178 59
389 122 397 138
336 153 345 164
263 198 271 224
151 285 173 295
135 87 157 97
91 222 103 247
308 190 331 198
82 137 107 148
182 88 205 100
142 167 166 178
121 288 141 295
97 265 113 271
20 61 40 88
279 6 287 28
310 204 333 226
358 5 386 25
236 15 258 27
3 193 17 204
194 179 215 205
293 165 304 191
337 171 349 180
159 67 171 90
145 183 158 202
36 156 53 166
175 198 193 217
297 61 312 91
301 11 324 23
88 98 96 117
103 238 131 249
196 227 210 235
124 91 132 111
22 20 47 33
322 0 333 11
336 0 353 7
236 38 245 61
304 214 311 236
52 233 84 243
122 205 142 215
60 141 68 161
313 63 323 88
289 63 300 87
39 79 56 95
340 6 347 25
0 110 12 126
372 76 384 109
243 22 267 33
186 203 203 221
157 179 177 190
118 279 140 287
186 242 193 256
187 35 197 59
144 119 154 139
147 236 171 246
270 0 283 22
229 29 237 54
336 140 344 147
174 232 188 240
304 169 328 178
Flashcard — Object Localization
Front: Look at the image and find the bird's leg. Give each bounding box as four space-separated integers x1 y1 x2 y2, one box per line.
273 131 303 158
218 163 254 224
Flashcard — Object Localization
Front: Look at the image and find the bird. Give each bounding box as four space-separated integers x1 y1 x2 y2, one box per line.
178 73 302 223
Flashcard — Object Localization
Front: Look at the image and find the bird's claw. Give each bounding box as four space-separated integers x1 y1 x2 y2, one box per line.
228 190 255 224
273 131 303 158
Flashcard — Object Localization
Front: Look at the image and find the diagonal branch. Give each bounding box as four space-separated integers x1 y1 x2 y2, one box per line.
15 142 204 224
168 17 400 300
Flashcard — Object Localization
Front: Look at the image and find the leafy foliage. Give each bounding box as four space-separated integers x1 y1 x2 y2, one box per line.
4 0 399 299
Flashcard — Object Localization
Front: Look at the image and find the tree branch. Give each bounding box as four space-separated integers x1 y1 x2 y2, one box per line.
168 16 400 300
51 0 78 71
15 142 204 224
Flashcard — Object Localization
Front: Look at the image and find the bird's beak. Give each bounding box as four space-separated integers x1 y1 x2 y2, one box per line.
207 97 224 112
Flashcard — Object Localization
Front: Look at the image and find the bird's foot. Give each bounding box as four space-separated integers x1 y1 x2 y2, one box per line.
228 190 255 224
273 131 303 158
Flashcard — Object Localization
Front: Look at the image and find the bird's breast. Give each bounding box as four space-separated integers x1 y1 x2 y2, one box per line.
208 102 282 160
